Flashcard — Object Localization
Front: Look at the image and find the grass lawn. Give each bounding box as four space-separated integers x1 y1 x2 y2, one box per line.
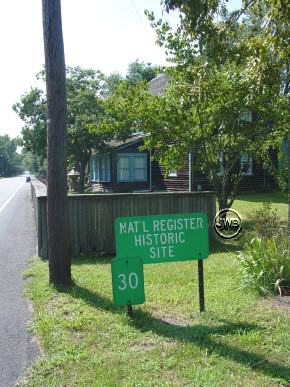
21 192 289 386
233 191 287 222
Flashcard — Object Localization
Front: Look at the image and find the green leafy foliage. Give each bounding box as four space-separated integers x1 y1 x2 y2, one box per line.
247 202 281 238
156 0 289 228
21 150 46 176
237 229 290 296
238 203 289 296
13 88 47 160
14 67 112 191
276 142 288 192
143 0 290 210
14 60 161 191
126 59 161 85
0 135 23 176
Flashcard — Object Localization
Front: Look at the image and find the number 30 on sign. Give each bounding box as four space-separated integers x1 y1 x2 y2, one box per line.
111 257 145 307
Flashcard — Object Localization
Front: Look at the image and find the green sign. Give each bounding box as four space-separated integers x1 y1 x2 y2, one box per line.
115 212 209 264
111 257 145 306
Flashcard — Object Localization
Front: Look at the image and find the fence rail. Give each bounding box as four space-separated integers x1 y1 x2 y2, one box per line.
31 179 216 260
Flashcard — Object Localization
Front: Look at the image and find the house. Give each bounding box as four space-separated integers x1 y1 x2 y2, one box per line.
89 74 277 193
89 133 276 193
90 134 151 192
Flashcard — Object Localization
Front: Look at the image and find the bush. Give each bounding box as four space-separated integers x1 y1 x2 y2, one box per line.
247 202 280 238
237 227 290 295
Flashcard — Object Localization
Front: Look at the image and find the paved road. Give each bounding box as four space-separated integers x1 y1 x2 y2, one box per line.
0 176 39 387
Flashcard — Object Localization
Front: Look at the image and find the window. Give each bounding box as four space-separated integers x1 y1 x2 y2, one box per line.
241 153 253 175
217 152 224 176
240 111 253 122
117 153 147 182
168 169 177 177
90 155 111 182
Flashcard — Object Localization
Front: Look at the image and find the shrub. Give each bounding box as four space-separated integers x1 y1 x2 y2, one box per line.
237 227 290 295
247 202 280 238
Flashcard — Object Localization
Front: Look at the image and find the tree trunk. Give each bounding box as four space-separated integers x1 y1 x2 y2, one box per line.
218 179 229 211
79 160 87 193
42 0 71 285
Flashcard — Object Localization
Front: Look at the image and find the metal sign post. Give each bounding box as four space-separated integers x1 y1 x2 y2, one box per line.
127 303 133 317
198 257 205 312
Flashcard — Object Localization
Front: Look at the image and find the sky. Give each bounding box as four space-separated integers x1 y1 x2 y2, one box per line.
0 0 242 139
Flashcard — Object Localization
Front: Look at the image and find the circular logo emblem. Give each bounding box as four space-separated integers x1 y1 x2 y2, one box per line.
214 208 242 239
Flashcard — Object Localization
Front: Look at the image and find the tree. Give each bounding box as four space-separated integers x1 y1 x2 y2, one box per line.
14 67 112 192
102 6 288 210
143 1 289 211
154 0 290 227
105 61 286 209
14 60 160 192
42 0 71 285
13 87 47 161
126 59 161 85
103 72 124 97
66 67 110 191
0 135 23 176
21 150 47 176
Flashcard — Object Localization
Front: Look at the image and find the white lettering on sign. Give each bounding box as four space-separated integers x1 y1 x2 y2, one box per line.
134 231 185 247
149 245 175 259
117 272 139 290
118 216 204 261
120 217 203 234
119 221 150 234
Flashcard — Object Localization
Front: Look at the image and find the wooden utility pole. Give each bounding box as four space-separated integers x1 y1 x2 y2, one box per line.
287 95 290 235
42 0 71 285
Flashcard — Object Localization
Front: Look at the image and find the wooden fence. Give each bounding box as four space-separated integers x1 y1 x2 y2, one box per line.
31 179 216 260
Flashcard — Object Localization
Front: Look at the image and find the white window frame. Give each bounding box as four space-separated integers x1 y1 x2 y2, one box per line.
168 169 178 177
241 153 253 176
117 153 147 182
90 154 111 182
240 111 253 122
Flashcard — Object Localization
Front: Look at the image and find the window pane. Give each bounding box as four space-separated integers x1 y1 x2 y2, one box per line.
118 156 131 181
90 156 99 181
133 155 147 181
241 153 252 175
241 153 248 162
98 155 110 182
117 153 147 182
103 156 108 181
241 111 252 122
119 156 130 168
134 156 146 168
119 168 130 181
135 169 145 180
217 152 224 175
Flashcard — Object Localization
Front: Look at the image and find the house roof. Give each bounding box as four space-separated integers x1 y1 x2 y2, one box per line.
92 74 171 156
148 73 171 96
92 134 147 155
107 134 146 150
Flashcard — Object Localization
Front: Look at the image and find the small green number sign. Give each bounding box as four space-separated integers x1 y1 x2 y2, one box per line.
111 257 145 306
115 212 209 264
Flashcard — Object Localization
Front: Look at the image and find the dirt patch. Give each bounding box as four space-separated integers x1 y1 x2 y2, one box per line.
153 312 192 327
255 295 290 316
270 295 290 315
162 370 192 386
